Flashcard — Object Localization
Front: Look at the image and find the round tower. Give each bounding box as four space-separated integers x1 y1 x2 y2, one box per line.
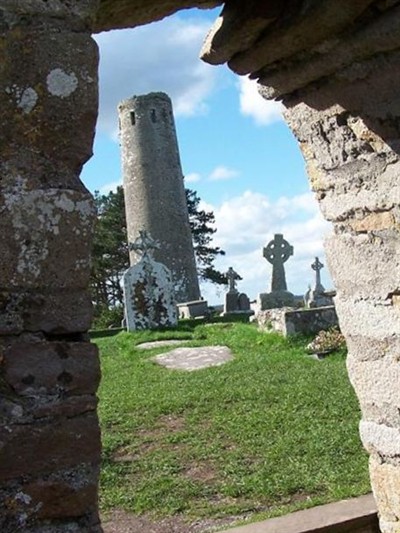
118 92 201 303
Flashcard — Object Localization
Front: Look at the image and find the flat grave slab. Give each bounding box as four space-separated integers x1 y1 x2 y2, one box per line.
152 345 233 371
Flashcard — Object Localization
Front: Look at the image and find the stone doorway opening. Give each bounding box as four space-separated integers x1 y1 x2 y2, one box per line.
1 2 399 532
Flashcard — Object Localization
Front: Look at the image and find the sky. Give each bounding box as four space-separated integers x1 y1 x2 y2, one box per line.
82 6 333 304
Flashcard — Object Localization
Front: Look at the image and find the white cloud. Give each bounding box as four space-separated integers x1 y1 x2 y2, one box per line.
209 165 240 181
94 16 219 138
98 179 122 195
238 76 284 126
198 190 333 303
185 172 202 184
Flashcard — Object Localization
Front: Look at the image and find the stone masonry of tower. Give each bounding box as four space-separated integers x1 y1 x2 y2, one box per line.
119 92 201 303
1 1 400 531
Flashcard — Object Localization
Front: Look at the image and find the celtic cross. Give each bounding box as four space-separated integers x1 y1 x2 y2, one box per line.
311 256 324 292
263 234 293 292
128 230 159 260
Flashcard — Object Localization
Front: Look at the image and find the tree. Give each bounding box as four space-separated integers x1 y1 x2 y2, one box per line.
185 189 226 285
90 186 225 322
90 188 128 320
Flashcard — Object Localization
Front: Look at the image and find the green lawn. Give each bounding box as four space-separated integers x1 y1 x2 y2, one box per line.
96 322 370 526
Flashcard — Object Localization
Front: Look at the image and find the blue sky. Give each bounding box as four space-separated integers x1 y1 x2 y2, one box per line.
82 7 333 303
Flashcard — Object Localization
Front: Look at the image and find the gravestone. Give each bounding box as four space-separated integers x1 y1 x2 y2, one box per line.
305 257 334 308
123 230 177 330
223 266 251 314
257 234 295 309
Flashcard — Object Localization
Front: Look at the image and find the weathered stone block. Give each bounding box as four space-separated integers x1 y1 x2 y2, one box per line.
24 475 98 520
325 232 400 300
0 0 99 23
1 340 100 396
94 0 222 32
378 519 400 533
347 355 400 409
0 190 95 290
227 0 377 76
0 466 99 528
257 306 338 337
370 457 400 523
177 299 209 319
360 421 400 458
345 334 400 362
0 413 101 480
317 159 400 223
362 402 400 430
0 290 93 335
334 296 400 339
31 395 98 420
0 27 98 178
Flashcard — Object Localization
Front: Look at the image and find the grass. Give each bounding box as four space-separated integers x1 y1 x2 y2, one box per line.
96 322 370 526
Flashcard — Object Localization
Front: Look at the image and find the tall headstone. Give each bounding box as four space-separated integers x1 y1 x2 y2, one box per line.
257 234 295 309
123 230 178 331
118 92 200 304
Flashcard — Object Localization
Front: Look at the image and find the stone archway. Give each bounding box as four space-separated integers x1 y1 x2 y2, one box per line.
1 1 399 531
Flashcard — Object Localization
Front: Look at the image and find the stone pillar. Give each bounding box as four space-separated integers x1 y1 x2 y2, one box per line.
0 2 102 531
272 49 400 532
119 92 201 303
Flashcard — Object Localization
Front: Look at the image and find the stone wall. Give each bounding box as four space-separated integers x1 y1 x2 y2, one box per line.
0 1 102 531
258 306 338 337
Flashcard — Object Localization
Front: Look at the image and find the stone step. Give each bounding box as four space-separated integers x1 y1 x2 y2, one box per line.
223 494 380 533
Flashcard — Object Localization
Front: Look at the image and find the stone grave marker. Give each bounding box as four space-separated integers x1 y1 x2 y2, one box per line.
223 266 251 315
123 230 178 331
304 257 333 308
257 234 295 309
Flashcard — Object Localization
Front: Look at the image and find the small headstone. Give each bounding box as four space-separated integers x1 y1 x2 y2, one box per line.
238 293 250 311
123 230 178 331
257 234 294 310
223 267 251 314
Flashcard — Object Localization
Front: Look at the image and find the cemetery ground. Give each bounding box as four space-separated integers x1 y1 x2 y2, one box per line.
95 321 371 532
